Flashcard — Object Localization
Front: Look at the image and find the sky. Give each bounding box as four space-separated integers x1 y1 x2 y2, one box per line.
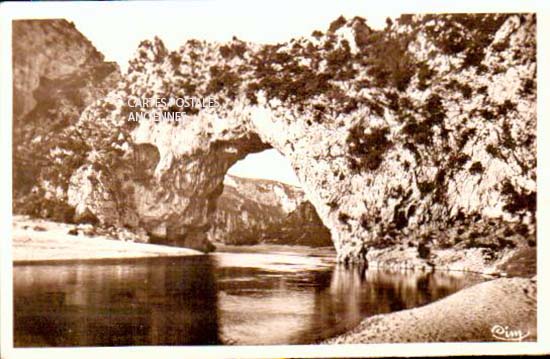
54 1 402 187
226 149 300 186
70 2 400 72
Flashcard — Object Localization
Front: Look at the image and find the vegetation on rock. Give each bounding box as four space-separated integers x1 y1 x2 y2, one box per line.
13 14 537 261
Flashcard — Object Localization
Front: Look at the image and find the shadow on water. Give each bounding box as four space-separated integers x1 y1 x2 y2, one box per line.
14 256 220 347
13 249 484 346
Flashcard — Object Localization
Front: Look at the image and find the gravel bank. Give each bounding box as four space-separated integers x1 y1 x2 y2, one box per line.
324 277 536 343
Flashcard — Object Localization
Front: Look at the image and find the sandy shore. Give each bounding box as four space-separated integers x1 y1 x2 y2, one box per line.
12 216 200 263
324 277 537 343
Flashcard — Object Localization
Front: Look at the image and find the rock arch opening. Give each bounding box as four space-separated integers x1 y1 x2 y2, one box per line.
208 149 332 247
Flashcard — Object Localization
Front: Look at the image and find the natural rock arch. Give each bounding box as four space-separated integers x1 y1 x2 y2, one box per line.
71 104 344 254
59 14 535 262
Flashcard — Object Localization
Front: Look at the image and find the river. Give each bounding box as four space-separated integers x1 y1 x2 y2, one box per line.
13 245 484 346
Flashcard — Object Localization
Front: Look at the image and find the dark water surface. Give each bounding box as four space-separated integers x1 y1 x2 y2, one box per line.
14 246 483 346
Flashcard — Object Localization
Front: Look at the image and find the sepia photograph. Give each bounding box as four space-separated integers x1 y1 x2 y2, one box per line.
1 1 548 358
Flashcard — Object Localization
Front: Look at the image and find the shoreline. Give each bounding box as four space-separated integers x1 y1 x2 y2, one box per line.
12 216 201 263
323 276 537 343
364 245 536 278
13 216 535 278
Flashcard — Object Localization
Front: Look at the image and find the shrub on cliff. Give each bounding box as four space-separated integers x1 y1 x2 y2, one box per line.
419 14 509 69
358 31 415 92
219 40 247 60
500 180 536 218
17 190 76 223
401 119 433 146
417 241 431 259
328 16 347 33
347 125 392 171
207 65 242 101
469 161 484 175
248 43 334 104
40 130 90 191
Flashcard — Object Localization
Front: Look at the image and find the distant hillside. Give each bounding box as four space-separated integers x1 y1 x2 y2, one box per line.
210 175 332 246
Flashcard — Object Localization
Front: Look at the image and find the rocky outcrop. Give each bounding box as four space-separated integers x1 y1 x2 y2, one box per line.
210 175 332 246
34 14 535 260
12 20 120 215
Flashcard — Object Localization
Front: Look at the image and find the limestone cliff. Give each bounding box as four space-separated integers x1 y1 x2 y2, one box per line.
12 19 120 216
33 14 536 261
210 175 332 246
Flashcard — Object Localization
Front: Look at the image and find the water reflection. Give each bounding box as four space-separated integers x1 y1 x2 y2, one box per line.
301 265 478 343
14 257 220 346
14 250 483 347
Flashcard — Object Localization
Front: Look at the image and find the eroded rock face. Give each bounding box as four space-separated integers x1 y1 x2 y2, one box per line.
12 20 120 214
43 14 535 260
210 175 332 246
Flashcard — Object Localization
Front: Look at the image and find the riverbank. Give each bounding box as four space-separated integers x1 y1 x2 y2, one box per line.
322 231 538 343
364 245 536 278
324 276 537 343
12 216 200 263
